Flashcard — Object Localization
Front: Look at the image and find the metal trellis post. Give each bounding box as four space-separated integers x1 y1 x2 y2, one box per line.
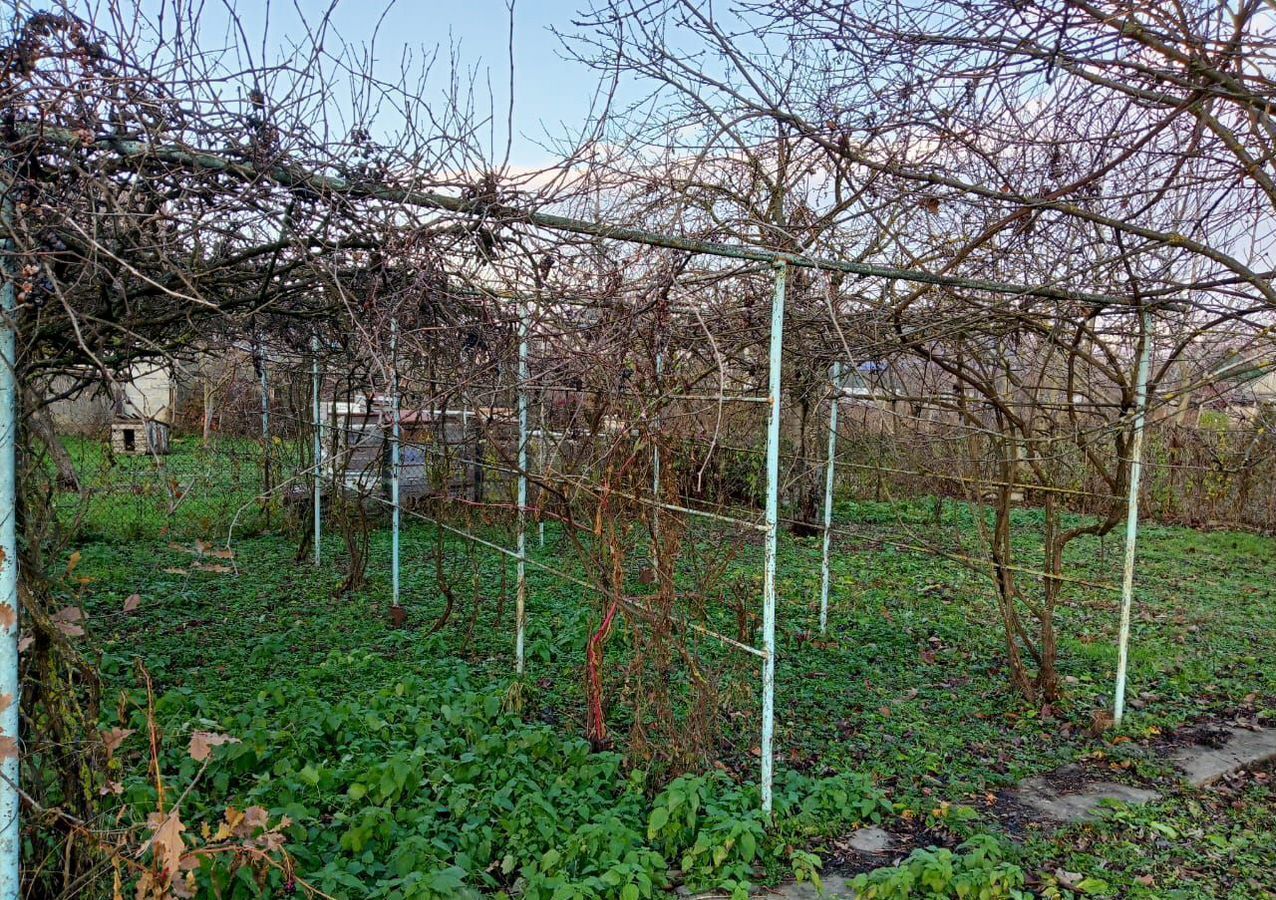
0 174 21 899
819 361 841 634
761 262 787 815
390 319 401 609
312 334 322 568
257 340 271 496
538 396 546 548
652 348 663 543
1113 307 1152 726
516 302 529 675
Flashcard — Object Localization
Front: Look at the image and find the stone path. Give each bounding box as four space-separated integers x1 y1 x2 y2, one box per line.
754 727 1276 897
1008 765 1160 823
1171 726 1276 786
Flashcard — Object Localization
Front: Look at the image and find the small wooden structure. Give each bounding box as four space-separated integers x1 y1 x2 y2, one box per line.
110 418 170 455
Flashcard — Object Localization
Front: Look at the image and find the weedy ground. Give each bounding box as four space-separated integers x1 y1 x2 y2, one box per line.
50 437 1276 898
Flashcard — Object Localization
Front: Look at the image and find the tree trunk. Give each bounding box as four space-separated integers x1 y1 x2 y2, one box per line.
25 395 80 492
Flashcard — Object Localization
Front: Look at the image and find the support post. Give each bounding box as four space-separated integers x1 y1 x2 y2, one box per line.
819 361 841 633
255 340 270 464
652 348 663 542
760 262 787 814
390 319 401 608
1113 307 1152 726
0 173 21 898
515 302 529 674
256 352 269 449
538 397 546 548
311 334 322 568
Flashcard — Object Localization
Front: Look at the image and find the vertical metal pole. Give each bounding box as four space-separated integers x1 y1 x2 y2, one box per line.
311 334 322 568
760 262 786 815
515 302 529 674
652 348 663 542
538 397 546 548
0 173 22 898
256 340 271 506
819 361 841 634
257 344 270 446
390 319 401 608
1113 307 1152 726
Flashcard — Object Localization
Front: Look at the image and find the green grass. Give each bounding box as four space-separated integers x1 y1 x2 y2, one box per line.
47 479 1276 897
59 435 301 541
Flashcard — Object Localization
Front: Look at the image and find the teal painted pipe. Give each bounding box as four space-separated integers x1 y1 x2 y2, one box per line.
390 319 401 608
760 263 787 814
1113 308 1152 725
819 362 841 633
0 163 21 898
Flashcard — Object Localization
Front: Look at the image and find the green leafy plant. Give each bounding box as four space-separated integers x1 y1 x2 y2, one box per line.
851 835 1030 899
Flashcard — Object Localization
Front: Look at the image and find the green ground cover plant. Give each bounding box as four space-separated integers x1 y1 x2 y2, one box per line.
52 484 1276 897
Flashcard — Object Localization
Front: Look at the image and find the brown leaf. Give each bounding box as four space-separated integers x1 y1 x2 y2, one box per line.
16 636 31 653
238 805 269 837
207 548 234 559
0 605 15 630
162 567 189 575
101 727 135 759
65 550 82 576
0 694 10 715
920 196 941 215
143 811 186 877
0 736 19 760
188 731 239 762
257 830 287 853
99 780 123 796
191 563 233 574
123 593 142 613
53 607 85 638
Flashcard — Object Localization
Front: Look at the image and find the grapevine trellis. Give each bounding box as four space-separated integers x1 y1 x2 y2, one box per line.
5 123 1237 895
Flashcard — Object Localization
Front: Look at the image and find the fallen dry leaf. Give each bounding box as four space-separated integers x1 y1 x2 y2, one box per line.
101 727 134 758
191 563 233 574
143 811 186 877
52 607 86 638
240 805 269 836
188 731 239 762
123 593 142 613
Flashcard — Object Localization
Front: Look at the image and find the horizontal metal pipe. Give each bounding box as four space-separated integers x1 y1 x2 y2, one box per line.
21 125 1134 308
